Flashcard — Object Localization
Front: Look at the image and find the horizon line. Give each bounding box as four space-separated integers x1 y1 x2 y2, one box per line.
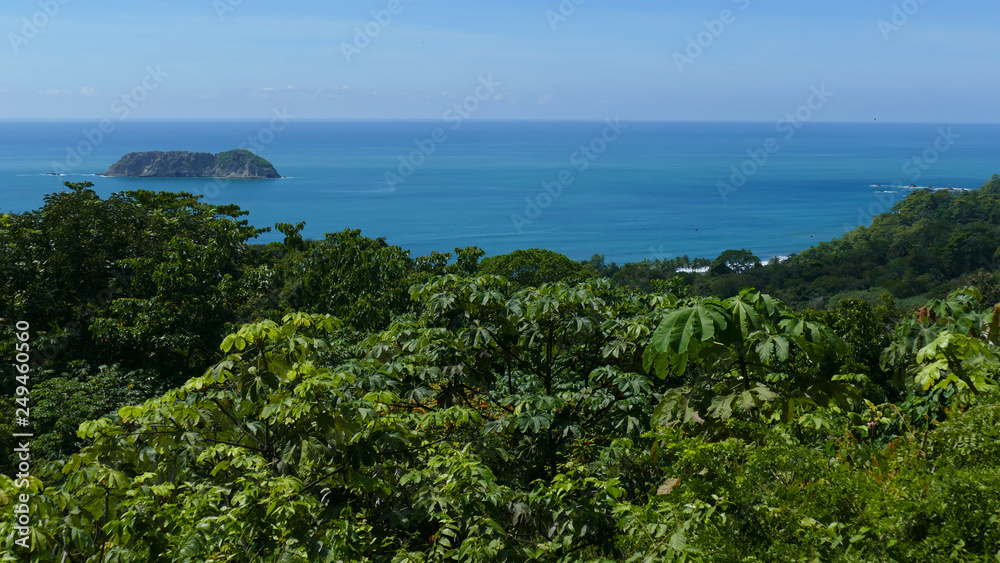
0 118 997 125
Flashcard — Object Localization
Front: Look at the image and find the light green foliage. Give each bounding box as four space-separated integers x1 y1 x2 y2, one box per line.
391 275 669 485
644 288 852 428
0 278 676 560
881 288 1000 422
3 313 387 561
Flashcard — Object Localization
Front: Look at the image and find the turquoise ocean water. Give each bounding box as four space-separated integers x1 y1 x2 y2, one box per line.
0 120 997 263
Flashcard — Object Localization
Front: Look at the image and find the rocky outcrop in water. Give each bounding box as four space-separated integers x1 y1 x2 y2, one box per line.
102 149 281 178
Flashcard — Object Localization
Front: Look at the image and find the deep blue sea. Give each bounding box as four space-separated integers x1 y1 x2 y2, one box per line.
1 120 997 263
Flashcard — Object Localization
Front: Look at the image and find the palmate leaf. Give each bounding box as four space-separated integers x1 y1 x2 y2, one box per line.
651 301 727 355
652 388 706 425
728 296 763 339
752 383 779 403
778 317 845 361
642 343 690 379
779 316 806 338
647 301 727 379
930 287 981 321
708 394 735 420
754 332 791 363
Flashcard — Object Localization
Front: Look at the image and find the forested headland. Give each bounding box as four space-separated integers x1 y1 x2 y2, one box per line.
2 177 1000 561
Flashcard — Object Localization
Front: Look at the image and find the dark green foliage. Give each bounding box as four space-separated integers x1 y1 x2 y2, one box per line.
272 228 417 331
811 296 900 403
479 248 590 287
0 182 265 377
268 227 486 332
5 279 999 561
707 248 761 276
698 175 1000 304
214 148 273 169
583 254 708 293
0 363 157 463
968 270 1000 306
0 183 266 474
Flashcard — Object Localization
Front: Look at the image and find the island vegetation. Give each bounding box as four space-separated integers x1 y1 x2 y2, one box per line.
2 178 1000 561
102 149 281 179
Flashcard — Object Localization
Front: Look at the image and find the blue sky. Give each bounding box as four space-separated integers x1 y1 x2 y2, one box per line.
2 0 998 121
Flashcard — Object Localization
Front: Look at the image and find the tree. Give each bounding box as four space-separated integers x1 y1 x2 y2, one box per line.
390 275 669 484
6 287 1000 561
0 183 268 474
1 279 674 560
479 249 590 288
708 249 761 276
274 228 417 331
881 288 1000 423
644 288 852 430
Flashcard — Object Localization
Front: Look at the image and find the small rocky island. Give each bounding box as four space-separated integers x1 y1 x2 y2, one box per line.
102 149 281 178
